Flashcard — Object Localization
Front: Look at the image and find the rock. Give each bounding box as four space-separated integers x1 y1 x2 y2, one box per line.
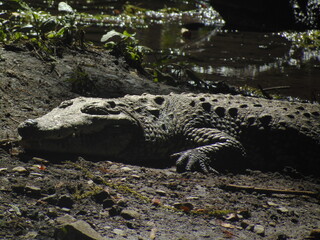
155 189 166 196
93 190 111 204
277 233 290 240
55 219 107 240
25 185 41 197
240 220 251 229
131 174 141 179
116 198 128 207
113 228 126 236
253 224 265 236
47 207 58 218
23 231 38 239
120 209 140 220
277 207 289 214
0 167 8 173
58 195 74 209
56 215 76 225
173 202 194 212
102 199 115 208
269 221 276 227
310 229 320 239
109 205 123 216
224 213 239 221
120 167 132 172
267 201 278 207
12 166 28 173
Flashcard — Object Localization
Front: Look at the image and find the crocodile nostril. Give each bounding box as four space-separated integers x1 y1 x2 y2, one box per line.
23 119 38 127
18 119 38 137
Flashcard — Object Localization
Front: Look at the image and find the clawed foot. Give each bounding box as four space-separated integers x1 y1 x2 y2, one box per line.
171 149 219 174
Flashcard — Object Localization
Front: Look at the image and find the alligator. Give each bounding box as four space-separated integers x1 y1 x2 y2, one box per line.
18 93 320 175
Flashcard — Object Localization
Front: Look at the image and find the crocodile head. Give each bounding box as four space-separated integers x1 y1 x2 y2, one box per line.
18 97 142 159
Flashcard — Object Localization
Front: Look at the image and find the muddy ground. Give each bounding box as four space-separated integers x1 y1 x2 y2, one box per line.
0 45 320 240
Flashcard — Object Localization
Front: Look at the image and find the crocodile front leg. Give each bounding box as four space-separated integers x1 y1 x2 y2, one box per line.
172 128 246 173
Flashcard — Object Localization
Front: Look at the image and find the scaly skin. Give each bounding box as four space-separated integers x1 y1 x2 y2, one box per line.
18 93 320 175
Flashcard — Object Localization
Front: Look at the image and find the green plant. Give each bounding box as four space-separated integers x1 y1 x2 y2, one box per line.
101 30 151 73
0 0 87 59
282 30 320 49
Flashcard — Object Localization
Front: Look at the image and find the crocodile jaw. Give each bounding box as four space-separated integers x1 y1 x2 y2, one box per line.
18 98 141 158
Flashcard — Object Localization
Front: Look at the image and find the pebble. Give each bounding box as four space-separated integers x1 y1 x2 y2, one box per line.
253 224 265 236
0 167 8 173
269 221 277 227
120 167 133 172
240 220 251 229
58 195 74 209
310 229 320 239
155 189 166 196
120 209 140 220
93 190 111 204
12 166 28 173
267 201 278 207
277 207 289 214
131 174 141 179
113 228 125 236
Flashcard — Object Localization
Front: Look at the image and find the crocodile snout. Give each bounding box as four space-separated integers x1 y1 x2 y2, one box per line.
18 119 39 138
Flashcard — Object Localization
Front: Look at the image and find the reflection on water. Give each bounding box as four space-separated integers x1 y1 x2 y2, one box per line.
20 0 320 100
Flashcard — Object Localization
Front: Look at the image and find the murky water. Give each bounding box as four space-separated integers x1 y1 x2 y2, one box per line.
19 1 320 100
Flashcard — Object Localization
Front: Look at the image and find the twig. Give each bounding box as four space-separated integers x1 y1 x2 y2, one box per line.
262 86 290 91
221 184 318 197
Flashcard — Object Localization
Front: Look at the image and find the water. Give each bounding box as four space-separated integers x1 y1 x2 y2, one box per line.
15 0 320 100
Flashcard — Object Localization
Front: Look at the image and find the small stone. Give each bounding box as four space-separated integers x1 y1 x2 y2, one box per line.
131 174 141 179
25 185 41 197
224 213 239 221
155 189 166 196
58 195 74 209
30 172 43 177
116 198 128 207
56 214 77 225
186 196 200 200
47 208 58 218
0 167 8 173
32 157 48 163
237 209 251 219
277 233 289 240
267 201 278 207
23 231 38 239
61 207 71 212
277 207 289 214
120 167 132 172
113 228 125 236
269 221 277 227
310 229 320 239
240 220 251 229
93 190 111 204
12 166 28 173
120 209 140 220
173 202 194 212
253 225 265 236
103 199 115 208
109 165 119 170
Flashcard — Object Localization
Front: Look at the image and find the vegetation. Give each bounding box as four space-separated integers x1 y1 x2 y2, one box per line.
282 30 320 49
101 30 151 74
0 1 87 59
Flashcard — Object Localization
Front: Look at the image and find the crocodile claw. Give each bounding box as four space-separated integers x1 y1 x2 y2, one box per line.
171 150 219 174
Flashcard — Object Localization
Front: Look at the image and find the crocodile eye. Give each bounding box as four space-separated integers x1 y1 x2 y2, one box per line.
59 100 73 108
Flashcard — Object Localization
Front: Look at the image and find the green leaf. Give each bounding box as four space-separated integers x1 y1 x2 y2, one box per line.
58 2 74 13
101 30 124 42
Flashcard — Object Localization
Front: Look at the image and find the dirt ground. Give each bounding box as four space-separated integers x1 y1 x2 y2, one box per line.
0 45 320 240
